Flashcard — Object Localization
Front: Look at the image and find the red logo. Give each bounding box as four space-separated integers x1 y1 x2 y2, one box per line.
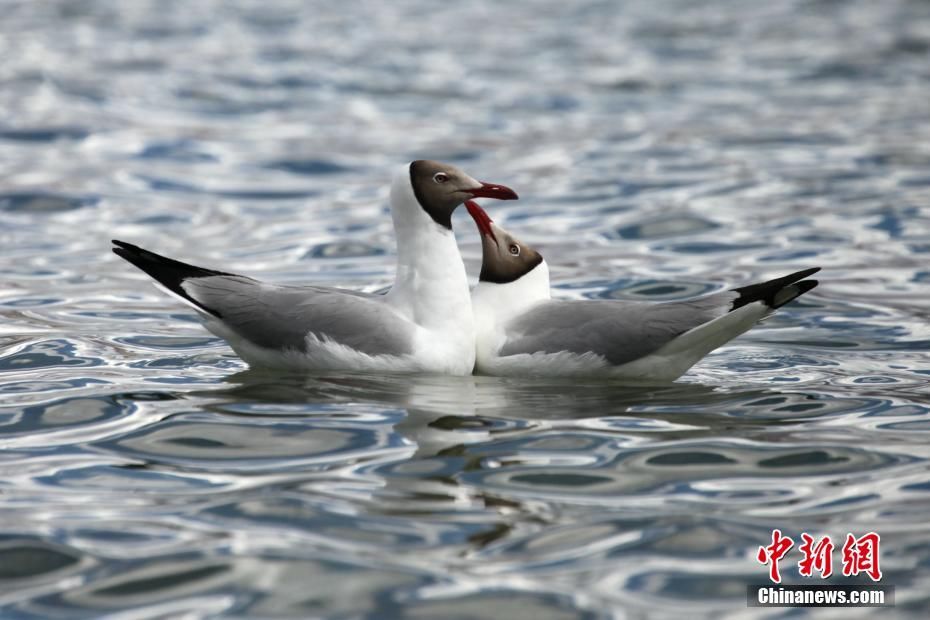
757 531 881 583
757 529 794 584
798 533 834 578
841 532 882 581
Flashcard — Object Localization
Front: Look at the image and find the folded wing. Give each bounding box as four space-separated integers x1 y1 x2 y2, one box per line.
112 240 415 356
499 268 820 365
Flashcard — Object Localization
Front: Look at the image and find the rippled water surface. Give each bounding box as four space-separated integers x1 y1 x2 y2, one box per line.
2 0 930 617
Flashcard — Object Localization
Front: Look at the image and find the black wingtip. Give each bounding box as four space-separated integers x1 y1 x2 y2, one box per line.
111 239 232 318
112 239 136 260
731 268 821 311
796 279 819 294
792 267 821 280
772 279 819 309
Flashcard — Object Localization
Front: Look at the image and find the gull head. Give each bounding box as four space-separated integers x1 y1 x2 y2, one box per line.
404 160 518 230
465 200 544 285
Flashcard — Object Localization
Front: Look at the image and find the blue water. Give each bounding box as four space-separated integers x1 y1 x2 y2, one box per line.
2 0 929 617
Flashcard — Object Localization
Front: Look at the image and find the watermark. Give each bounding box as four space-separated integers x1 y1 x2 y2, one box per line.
750 530 893 608
756 530 882 583
748 585 894 608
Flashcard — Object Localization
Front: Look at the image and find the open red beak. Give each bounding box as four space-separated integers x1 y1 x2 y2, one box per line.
465 200 497 242
464 181 518 201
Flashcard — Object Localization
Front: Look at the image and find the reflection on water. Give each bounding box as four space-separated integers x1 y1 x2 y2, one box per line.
2 0 930 617
4 370 929 616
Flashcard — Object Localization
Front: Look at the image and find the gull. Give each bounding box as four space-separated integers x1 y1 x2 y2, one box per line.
112 161 517 375
465 200 819 381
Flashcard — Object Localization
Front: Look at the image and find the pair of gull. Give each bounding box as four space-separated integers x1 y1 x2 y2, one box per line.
113 160 819 381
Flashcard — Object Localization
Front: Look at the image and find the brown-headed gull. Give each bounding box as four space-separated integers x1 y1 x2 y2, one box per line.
465 200 819 381
112 161 517 375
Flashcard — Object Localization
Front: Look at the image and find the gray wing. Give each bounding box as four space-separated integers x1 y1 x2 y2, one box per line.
185 276 415 356
499 294 735 365
111 240 414 356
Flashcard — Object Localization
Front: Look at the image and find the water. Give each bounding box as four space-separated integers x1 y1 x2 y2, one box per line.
1 0 929 617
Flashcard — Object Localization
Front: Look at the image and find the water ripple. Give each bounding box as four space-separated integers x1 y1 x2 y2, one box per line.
2 0 930 616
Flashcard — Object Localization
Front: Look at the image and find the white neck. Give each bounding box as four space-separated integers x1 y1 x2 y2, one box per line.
472 259 551 329
385 166 473 333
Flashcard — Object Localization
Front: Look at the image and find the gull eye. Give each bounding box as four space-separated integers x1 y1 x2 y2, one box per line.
509 244 520 256
433 172 449 184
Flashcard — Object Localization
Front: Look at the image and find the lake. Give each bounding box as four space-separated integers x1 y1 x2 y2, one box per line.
1 0 929 617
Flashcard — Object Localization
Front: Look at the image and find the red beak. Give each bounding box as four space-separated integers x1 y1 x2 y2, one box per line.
465 200 497 242
463 181 518 201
